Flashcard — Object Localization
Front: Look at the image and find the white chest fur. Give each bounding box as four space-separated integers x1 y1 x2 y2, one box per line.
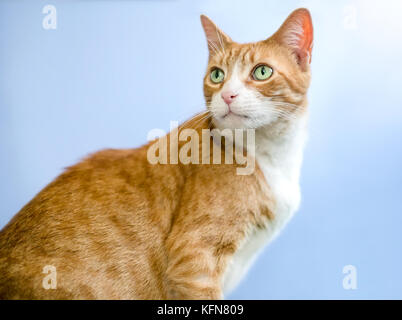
222 116 308 296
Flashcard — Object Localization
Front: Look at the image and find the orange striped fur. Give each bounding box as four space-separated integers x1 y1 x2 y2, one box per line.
0 8 313 299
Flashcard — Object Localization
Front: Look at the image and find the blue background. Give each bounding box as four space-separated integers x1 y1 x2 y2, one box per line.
1 0 401 299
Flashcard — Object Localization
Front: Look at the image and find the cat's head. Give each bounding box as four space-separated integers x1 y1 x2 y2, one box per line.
201 9 313 130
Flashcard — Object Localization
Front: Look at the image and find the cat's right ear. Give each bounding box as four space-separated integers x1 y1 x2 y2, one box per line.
200 15 232 56
271 8 313 71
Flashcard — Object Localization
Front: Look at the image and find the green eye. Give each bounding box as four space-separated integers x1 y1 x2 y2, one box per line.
252 65 273 81
210 68 225 84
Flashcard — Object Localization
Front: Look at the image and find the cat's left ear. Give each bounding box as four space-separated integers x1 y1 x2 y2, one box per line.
200 15 232 56
272 8 314 71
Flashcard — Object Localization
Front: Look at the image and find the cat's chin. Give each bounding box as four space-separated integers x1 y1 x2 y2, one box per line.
212 116 249 130
211 111 254 129
211 114 274 131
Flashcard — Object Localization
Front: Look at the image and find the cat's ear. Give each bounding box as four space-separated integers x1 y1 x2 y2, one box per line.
200 15 232 56
272 8 313 71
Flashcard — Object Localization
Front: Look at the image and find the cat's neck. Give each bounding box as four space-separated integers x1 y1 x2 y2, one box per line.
208 112 308 181
255 113 308 178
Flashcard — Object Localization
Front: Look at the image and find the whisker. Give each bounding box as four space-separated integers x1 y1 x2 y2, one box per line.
216 29 225 54
207 39 223 57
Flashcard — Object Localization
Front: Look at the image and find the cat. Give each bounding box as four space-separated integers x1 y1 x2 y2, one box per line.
0 8 313 299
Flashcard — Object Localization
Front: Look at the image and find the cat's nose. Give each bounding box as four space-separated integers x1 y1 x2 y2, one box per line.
221 91 238 106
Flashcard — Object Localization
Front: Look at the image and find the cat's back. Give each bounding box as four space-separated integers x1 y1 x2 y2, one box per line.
0 146 181 299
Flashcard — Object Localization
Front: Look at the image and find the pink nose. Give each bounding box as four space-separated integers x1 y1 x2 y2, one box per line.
221 91 238 106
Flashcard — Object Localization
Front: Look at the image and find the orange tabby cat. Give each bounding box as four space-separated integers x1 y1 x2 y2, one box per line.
0 8 313 299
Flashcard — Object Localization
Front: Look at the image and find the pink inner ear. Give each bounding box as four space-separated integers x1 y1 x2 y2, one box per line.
298 12 313 63
276 9 314 67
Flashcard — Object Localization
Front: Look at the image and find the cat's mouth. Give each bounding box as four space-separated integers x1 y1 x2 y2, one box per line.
222 110 250 119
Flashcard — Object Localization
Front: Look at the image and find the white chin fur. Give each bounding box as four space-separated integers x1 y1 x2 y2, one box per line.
212 112 279 130
210 99 281 130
